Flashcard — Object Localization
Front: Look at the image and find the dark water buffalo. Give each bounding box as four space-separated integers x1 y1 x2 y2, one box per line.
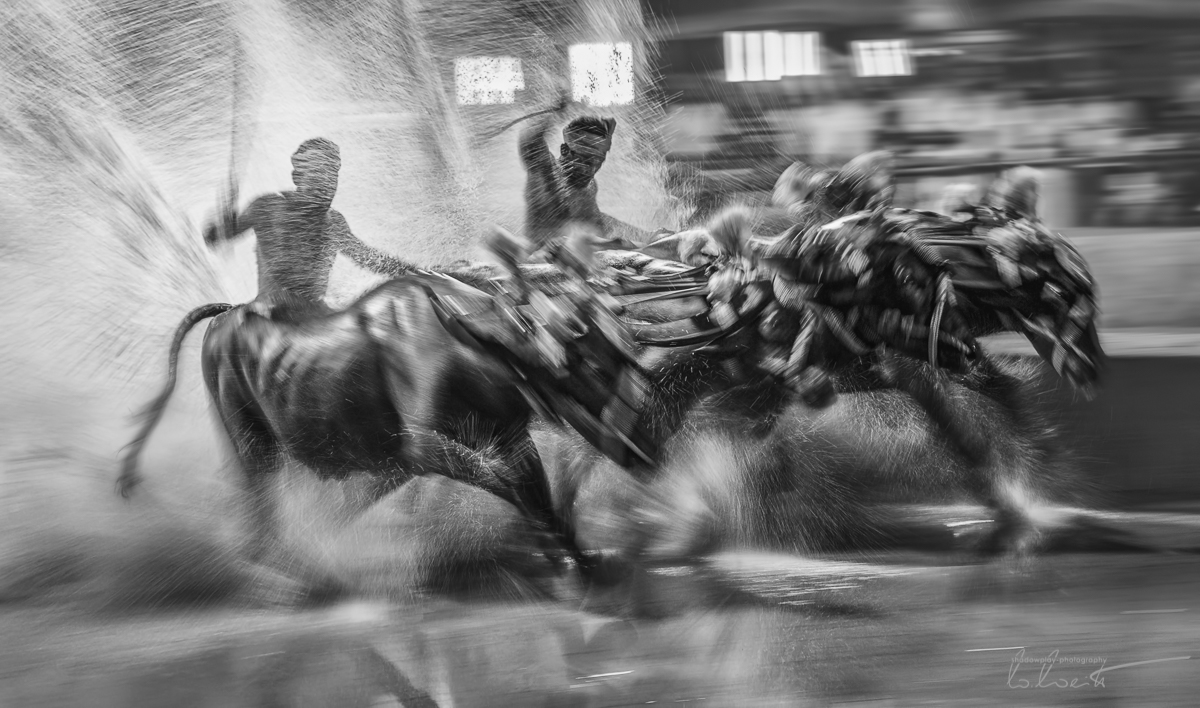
116 247 766 593
534 159 1115 566
538 348 1143 580
118 270 663 580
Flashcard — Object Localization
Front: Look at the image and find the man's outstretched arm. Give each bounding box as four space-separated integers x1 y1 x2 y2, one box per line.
203 185 263 247
518 116 556 173
520 117 570 249
330 212 418 278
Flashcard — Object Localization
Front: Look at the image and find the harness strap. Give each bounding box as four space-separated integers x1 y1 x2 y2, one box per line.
421 284 659 468
608 271 711 296
616 285 708 307
929 273 951 368
632 282 773 348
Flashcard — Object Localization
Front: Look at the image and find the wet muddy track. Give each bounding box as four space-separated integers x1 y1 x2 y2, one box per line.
4 507 1199 708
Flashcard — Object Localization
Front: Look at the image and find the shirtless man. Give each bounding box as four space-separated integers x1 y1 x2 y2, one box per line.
204 137 413 314
519 115 652 254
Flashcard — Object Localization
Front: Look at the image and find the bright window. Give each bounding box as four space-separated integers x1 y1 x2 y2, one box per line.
570 42 634 107
724 31 821 82
851 40 913 77
455 56 524 105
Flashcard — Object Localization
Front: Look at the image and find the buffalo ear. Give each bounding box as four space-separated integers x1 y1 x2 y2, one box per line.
986 166 1040 220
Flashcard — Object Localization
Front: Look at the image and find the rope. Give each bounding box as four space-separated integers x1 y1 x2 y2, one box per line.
929 273 950 368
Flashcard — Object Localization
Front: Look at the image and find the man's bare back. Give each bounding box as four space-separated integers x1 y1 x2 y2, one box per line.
205 138 413 310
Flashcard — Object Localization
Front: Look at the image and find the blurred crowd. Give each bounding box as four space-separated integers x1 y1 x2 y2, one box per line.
655 24 1200 230
668 89 1190 165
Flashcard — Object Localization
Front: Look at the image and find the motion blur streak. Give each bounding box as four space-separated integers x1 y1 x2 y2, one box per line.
3 1 1200 707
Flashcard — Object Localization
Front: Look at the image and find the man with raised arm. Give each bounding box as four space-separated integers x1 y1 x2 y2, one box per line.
519 115 652 254
203 137 414 315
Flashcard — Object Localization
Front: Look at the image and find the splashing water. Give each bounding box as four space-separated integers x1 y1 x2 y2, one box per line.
0 0 682 604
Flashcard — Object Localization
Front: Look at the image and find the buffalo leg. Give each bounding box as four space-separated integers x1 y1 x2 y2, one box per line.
404 427 589 571
222 421 286 562
873 354 1042 554
498 430 592 573
212 397 338 592
227 429 348 602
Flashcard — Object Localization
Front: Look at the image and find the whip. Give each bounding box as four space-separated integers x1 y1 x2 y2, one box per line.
473 96 574 145
215 27 255 237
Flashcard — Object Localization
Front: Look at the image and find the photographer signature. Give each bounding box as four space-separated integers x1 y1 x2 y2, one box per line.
1007 648 1192 689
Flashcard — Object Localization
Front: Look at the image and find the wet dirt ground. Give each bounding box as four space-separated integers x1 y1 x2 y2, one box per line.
3 507 1198 708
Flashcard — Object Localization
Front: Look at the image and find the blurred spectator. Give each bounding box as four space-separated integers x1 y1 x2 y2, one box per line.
654 21 1200 228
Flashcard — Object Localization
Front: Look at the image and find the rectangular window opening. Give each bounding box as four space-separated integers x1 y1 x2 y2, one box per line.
569 42 635 107
455 56 524 105
726 31 821 82
852 39 913 77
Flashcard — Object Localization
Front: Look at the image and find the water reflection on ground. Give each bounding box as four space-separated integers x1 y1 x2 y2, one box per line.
4 540 1199 707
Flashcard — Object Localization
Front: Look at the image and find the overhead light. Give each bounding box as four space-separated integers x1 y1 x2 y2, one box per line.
724 31 821 83
784 32 821 77
725 32 746 82
911 48 964 57
852 40 913 77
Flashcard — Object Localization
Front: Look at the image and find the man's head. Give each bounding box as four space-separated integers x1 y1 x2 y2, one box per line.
291 137 341 205
560 117 616 188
